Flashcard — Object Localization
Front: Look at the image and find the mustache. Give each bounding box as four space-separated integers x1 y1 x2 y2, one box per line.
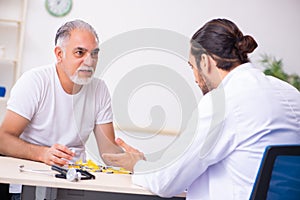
76 66 94 73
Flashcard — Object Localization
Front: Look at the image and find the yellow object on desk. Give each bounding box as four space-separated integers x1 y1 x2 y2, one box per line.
68 159 132 174
101 166 132 175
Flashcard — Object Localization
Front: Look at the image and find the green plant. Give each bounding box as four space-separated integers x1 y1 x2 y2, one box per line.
260 54 300 91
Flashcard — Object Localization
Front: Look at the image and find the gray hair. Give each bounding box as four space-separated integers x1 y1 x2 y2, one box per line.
55 19 99 47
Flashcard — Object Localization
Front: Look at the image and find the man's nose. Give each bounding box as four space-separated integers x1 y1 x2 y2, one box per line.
83 53 96 66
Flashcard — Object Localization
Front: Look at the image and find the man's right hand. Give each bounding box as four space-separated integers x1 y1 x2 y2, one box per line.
41 144 75 166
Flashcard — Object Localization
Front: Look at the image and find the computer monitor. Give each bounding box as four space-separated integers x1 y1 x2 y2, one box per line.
249 145 300 200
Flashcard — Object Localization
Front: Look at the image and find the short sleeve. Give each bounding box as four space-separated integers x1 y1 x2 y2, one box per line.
7 70 42 120
95 80 113 124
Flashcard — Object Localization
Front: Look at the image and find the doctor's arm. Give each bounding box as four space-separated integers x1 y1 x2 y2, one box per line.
0 110 74 166
102 94 235 197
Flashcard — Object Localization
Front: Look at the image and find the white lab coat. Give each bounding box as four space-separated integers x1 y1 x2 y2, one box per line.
132 63 300 200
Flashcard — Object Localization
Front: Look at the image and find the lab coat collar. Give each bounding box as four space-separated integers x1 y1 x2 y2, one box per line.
218 62 254 89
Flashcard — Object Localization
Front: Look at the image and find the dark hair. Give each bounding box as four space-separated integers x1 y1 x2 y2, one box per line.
190 18 258 70
55 19 99 46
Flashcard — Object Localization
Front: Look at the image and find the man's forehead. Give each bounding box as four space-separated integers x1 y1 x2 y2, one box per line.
69 29 97 42
66 32 98 50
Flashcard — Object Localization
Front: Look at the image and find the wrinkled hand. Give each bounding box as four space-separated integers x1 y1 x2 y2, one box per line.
102 138 145 172
41 144 75 166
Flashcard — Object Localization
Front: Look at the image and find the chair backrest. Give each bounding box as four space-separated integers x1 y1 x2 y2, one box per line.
249 145 300 200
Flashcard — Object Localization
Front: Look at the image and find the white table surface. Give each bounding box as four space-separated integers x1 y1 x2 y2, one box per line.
0 156 155 196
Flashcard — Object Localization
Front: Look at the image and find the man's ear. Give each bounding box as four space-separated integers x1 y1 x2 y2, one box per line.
54 46 63 63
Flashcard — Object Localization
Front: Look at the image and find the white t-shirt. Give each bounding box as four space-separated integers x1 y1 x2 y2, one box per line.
132 63 300 200
7 64 113 160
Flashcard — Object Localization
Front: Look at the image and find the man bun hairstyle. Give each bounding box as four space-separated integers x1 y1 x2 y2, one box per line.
191 18 258 70
235 35 257 63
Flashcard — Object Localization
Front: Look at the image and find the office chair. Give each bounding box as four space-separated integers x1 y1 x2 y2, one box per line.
249 145 300 200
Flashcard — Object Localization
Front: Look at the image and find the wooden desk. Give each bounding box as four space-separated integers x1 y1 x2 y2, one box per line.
0 156 185 199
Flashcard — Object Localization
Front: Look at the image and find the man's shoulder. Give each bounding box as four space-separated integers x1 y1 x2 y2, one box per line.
267 75 299 92
28 64 55 74
21 64 55 80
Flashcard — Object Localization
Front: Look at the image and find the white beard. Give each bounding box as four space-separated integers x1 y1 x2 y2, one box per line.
70 66 94 85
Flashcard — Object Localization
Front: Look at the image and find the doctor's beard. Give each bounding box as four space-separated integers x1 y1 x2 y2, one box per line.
70 66 95 85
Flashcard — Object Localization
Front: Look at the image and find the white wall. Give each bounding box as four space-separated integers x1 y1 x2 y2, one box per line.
22 0 300 73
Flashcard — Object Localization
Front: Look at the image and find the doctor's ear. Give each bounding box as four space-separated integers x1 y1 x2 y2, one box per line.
200 54 210 71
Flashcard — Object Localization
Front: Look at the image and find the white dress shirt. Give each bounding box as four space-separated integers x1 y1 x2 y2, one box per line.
132 63 300 200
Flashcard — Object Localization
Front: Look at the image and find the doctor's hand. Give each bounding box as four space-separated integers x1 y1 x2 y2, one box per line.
41 143 75 166
102 138 145 172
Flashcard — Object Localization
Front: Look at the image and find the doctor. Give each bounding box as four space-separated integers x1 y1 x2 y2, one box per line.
103 18 300 200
